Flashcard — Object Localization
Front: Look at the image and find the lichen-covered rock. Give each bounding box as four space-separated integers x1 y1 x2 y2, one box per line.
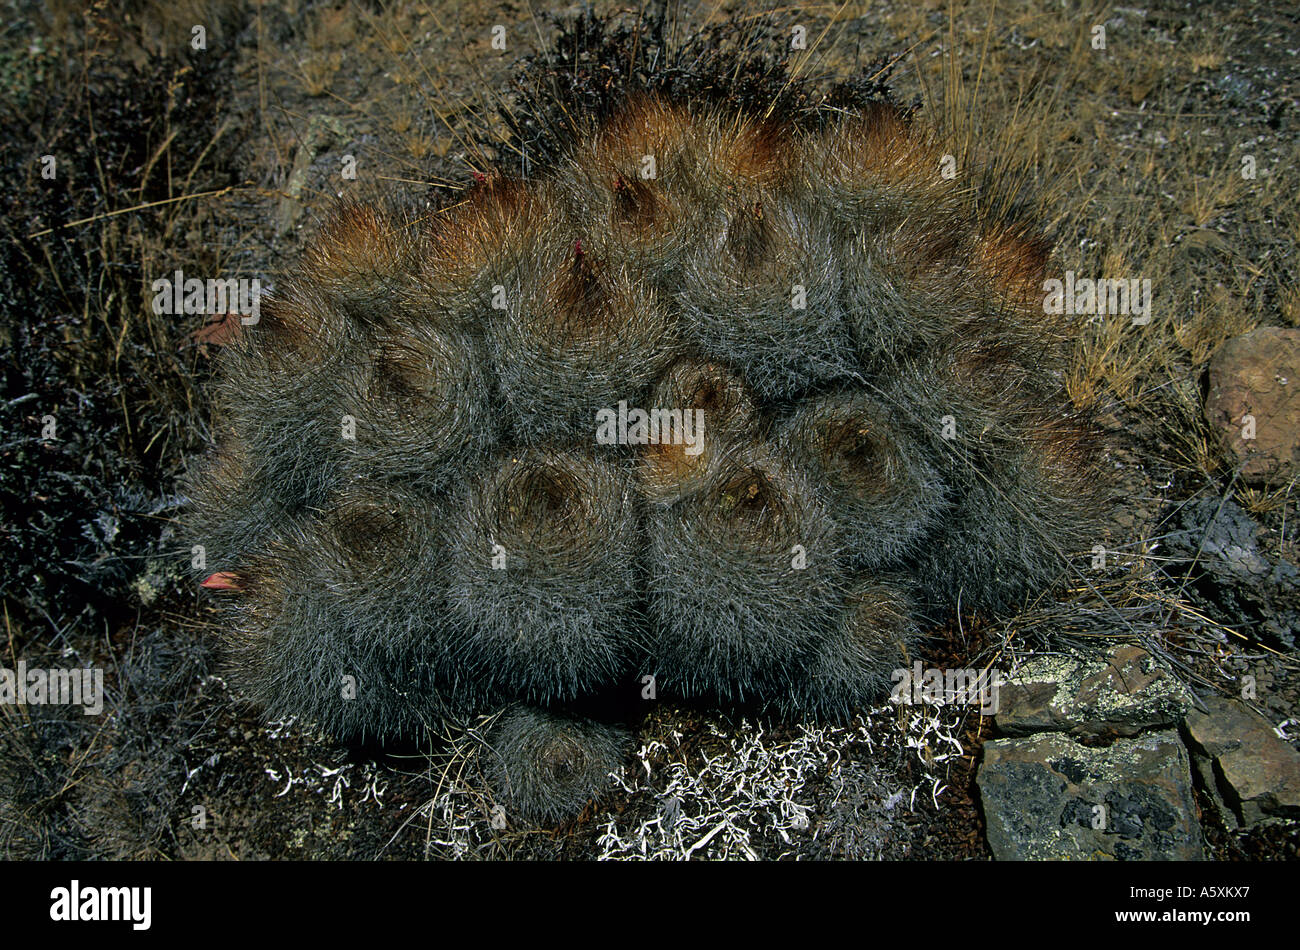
995 645 1191 738
978 730 1205 860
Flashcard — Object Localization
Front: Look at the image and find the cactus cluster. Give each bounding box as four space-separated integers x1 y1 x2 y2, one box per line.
188 87 1106 821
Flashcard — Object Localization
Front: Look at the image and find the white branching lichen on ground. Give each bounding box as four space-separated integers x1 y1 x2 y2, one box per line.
594 704 973 861
296 701 979 860
259 716 390 810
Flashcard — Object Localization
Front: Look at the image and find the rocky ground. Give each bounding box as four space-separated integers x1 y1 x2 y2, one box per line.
1 0 1298 860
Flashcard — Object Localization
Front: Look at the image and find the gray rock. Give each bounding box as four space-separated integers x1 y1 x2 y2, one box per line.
978 730 1205 860
1165 497 1300 650
1183 696 1300 826
995 645 1191 737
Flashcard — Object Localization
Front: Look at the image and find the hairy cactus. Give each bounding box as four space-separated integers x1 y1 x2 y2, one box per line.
443 448 640 704
484 706 628 825
185 23 1107 823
